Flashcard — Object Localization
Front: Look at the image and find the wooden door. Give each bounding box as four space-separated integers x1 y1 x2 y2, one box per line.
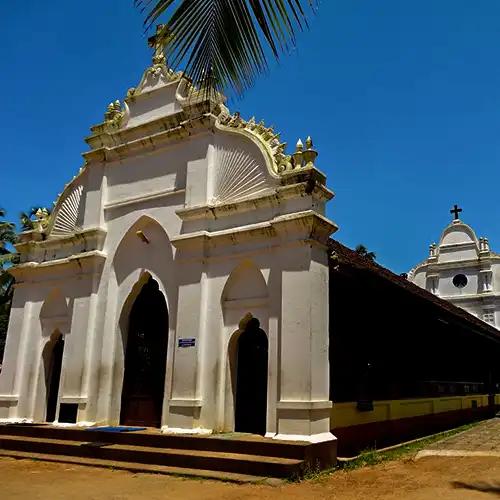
235 319 268 435
46 335 64 422
120 278 169 428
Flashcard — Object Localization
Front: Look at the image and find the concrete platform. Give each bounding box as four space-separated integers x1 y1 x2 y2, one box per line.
0 424 336 481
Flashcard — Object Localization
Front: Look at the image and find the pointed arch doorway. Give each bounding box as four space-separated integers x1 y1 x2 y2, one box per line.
120 276 169 428
234 318 269 435
45 333 64 422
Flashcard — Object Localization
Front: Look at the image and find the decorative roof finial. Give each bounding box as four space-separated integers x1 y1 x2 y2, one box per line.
292 139 304 168
303 136 318 168
34 208 50 232
103 100 125 129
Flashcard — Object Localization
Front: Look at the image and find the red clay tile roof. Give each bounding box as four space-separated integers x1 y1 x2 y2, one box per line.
329 239 500 344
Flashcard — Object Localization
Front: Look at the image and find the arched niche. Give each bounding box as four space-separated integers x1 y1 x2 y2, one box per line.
32 290 71 422
41 330 65 423
109 216 175 426
222 260 268 305
40 289 71 335
221 262 270 433
227 315 269 435
113 215 174 291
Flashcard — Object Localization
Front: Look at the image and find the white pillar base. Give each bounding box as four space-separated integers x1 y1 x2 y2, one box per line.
161 426 212 436
273 431 337 444
52 421 96 428
0 417 33 424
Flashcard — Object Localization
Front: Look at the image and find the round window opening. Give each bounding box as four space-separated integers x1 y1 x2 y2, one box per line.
453 274 468 288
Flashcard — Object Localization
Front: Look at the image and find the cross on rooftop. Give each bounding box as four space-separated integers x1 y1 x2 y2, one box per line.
450 204 463 220
148 24 169 65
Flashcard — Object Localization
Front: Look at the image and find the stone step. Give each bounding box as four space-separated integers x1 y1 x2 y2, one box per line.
0 425 308 459
0 433 303 479
0 449 271 484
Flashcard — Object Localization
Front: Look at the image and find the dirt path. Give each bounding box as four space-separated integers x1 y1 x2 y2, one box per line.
2 455 500 499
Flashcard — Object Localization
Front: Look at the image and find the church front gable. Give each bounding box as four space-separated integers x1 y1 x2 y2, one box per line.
1 38 337 445
409 209 500 329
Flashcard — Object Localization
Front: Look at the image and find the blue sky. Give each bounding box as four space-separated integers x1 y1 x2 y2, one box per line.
1 1 499 273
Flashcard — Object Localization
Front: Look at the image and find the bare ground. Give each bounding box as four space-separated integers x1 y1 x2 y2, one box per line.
1 455 500 500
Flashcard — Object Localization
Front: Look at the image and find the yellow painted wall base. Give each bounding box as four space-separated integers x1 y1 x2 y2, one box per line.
332 394 499 429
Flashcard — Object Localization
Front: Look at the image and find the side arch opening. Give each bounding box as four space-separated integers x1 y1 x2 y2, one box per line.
230 315 269 436
43 331 64 423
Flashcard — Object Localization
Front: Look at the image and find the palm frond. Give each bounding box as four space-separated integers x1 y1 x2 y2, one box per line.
0 270 14 299
19 207 52 232
355 244 376 262
20 211 34 231
0 221 16 248
135 0 317 97
0 253 17 269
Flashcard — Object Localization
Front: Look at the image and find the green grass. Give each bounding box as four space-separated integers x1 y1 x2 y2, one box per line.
300 420 483 482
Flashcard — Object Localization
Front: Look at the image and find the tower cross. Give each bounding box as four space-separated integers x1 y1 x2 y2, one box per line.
450 204 463 220
148 24 168 65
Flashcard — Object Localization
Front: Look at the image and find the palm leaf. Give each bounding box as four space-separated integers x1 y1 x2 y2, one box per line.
135 0 316 96
0 270 14 298
19 206 52 232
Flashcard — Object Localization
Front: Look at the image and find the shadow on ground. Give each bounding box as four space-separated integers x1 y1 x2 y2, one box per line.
452 481 500 496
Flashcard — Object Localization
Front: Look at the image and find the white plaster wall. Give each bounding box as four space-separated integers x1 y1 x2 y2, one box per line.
492 262 500 293
438 269 480 297
126 84 182 128
438 246 478 263
104 136 203 206
411 268 427 289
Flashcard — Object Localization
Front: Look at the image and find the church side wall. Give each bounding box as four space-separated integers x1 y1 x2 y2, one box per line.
332 394 500 456
0 287 33 419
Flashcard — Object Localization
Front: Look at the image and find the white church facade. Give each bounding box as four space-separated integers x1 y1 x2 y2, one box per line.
409 206 500 329
0 44 337 445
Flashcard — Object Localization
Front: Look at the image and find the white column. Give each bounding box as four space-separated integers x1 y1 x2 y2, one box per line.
165 257 206 432
0 287 32 420
275 243 335 443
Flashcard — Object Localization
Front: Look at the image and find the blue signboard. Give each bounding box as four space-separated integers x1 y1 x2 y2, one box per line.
178 338 196 348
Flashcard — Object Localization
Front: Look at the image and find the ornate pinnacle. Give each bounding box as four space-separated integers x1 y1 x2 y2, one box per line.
302 136 318 168
103 99 124 129
292 139 304 168
34 208 50 232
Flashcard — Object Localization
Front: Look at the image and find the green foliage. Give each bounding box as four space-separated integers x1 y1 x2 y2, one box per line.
292 421 483 483
0 209 16 253
0 208 16 363
20 206 51 231
355 244 377 262
135 0 317 97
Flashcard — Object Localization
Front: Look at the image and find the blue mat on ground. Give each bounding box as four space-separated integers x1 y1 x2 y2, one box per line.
86 426 146 433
